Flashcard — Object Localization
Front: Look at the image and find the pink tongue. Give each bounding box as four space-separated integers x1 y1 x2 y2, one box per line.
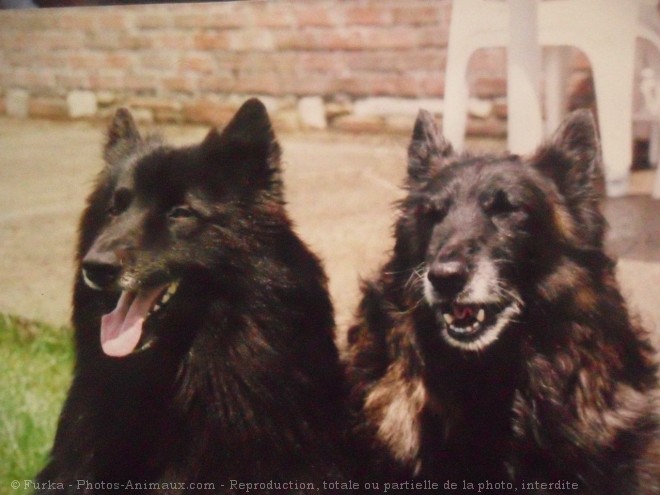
453 304 474 321
100 285 167 357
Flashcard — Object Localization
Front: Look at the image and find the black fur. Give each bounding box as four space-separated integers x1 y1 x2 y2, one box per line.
346 110 660 493
36 99 351 494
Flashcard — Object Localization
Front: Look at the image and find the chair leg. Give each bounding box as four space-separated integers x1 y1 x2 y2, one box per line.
651 123 660 199
544 46 570 137
590 48 636 197
507 0 544 155
442 0 509 149
442 49 471 150
650 122 660 167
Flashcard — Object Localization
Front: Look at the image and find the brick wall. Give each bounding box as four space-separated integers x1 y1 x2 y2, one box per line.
0 0 591 135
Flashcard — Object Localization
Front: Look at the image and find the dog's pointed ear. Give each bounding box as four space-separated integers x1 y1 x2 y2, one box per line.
532 110 606 245
202 98 283 200
407 110 453 182
534 110 601 189
104 108 142 165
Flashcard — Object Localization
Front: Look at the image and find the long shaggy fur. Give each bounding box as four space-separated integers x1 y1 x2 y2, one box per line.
36 99 351 493
346 110 660 493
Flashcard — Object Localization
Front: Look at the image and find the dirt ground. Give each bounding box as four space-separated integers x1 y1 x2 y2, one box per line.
0 116 658 350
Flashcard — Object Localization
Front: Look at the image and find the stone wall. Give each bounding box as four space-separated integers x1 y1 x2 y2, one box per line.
0 0 592 135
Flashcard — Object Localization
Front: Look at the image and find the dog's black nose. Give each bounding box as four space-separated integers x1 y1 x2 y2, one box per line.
427 259 469 299
81 251 121 290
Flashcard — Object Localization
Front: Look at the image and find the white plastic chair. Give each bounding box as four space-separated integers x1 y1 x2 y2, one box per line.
443 0 660 197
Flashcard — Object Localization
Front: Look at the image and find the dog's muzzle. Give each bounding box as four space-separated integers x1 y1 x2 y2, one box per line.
423 260 521 352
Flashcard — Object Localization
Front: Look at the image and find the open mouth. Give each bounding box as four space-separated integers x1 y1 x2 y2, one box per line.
440 303 494 340
100 280 180 357
437 301 519 351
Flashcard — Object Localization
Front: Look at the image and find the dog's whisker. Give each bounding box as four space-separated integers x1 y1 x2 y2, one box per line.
384 267 417 276
396 295 426 316
400 263 427 294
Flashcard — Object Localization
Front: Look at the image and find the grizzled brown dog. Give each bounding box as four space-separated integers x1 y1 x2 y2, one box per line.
346 110 660 493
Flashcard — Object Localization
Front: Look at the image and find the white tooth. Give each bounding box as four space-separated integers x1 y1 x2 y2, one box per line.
161 292 171 304
139 340 154 351
81 270 103 291
167 282 178 295
443 313 454 325
477 308 485 322
153 303 161 313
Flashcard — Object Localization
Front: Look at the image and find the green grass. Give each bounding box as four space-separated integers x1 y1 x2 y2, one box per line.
0 314 73 495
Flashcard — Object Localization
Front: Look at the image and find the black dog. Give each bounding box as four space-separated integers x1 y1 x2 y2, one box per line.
36 99 351 493
346 110 660 493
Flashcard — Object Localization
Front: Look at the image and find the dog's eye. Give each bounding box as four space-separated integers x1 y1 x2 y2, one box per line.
108 188 132 216
168 206 196 219
484 190 519 216
415 203 448 223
